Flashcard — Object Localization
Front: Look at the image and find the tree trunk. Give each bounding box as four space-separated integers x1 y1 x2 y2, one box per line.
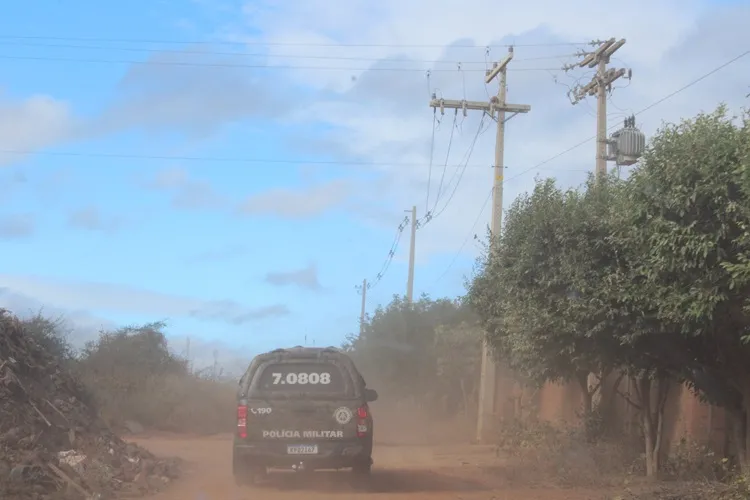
460 378 469 417
576 371 593 417
601 372 625 434
634 373 669 480
582 390 593 417
729 409 747 470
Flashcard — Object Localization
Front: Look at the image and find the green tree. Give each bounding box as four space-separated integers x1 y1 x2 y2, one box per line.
615 106 750 469
345 294 477 415
433 321 481 417
468 178 621 417
469 174 682 477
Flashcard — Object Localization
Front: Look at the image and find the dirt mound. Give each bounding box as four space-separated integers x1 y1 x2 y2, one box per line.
0 311 181 500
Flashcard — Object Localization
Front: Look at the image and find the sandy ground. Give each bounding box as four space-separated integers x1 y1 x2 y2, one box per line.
128 433 615 500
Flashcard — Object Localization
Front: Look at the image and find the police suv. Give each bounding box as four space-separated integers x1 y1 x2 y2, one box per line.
233 346 378 484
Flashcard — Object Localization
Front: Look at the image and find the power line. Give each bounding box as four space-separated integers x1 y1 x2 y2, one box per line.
0 40 579 65
0 148 495 167
425 111 437 213
362 216 411 292
503 48 750 184
431 188 492 286
9 50 743 171
0 54 562 73
631 49 750 117
0 34 595 49
434 111 458 207
428 48 750 287
421 114 491 227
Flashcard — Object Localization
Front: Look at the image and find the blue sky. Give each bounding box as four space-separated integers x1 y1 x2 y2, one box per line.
0 0 748 372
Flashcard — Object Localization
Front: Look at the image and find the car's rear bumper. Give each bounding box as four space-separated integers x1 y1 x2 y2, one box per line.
233 439 372 469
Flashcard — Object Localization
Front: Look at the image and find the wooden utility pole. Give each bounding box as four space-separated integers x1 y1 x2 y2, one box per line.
359 278 367 335
565 38 629 179
429 46 531 443
406 206 417 303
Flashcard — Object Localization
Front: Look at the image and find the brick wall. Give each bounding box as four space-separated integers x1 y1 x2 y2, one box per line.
492 370 730 455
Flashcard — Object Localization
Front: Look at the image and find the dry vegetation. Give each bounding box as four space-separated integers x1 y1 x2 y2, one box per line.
0 310 180 500
484 408 750 499
24 315 236 435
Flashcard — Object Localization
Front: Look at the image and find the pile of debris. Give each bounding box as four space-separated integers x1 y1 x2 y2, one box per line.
0 310 181 499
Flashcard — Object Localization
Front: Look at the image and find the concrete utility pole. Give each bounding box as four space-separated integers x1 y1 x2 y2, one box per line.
429 46 531 443
406 206 417 303
359 278 367 335
565 38 629 179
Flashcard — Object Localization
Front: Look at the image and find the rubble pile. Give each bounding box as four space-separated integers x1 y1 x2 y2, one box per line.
0 311 181 499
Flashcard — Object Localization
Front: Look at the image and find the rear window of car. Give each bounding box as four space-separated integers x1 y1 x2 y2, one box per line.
253 361 350 396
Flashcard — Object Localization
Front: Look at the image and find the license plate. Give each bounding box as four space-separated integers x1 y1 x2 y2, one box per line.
287 444 318 455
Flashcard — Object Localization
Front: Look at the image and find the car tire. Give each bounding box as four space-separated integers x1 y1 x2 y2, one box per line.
234 466 266 486
351 462 372 476
232 453 266 486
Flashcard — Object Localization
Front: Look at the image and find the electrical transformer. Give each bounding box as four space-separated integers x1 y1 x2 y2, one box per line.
608 116 646 166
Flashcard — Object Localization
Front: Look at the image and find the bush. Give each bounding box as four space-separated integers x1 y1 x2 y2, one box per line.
612 439 750 500
491 417 641 487
17 315 237 435
75 323 236 434
660 438 734 481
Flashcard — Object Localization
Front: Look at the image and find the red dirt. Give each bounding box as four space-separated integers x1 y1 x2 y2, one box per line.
129 434 614 500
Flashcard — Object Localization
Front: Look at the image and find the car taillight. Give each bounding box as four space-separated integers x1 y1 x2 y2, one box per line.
237 405 248 439
356 404 369 437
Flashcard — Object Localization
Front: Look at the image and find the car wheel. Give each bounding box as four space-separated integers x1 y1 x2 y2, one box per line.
233 454 266 486
234 466 266 486
351 462 372 475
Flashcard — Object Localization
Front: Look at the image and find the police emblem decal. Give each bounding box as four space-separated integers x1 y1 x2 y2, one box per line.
333 406 353 424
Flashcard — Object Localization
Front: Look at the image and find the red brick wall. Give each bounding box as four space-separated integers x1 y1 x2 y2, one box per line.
493 371 728 454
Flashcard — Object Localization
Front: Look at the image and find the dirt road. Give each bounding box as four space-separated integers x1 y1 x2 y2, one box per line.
129 434 612 500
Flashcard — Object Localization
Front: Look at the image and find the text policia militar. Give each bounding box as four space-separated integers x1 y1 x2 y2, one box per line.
262 430 344 439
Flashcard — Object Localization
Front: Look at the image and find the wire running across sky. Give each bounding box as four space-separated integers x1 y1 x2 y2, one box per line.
502 49 750 185
418 113 492 229
0 40 580 65
365 108 492 290
430 187 493 288
433 111 459 209
0 54 564 73
427 48 750 289
425 110 438 213
0 149 492 168
0 34 596 49
359 215 411 293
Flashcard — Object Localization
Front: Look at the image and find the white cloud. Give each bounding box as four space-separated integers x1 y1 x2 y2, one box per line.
0 90 80 165
0 288 114 346
96 48 294 138
144 166 227 210
264 263 322 291
0 213 35 239
0 274 289 325
0 287 253 376
231 0 750 268
68 206 125 233
237 179 353 218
